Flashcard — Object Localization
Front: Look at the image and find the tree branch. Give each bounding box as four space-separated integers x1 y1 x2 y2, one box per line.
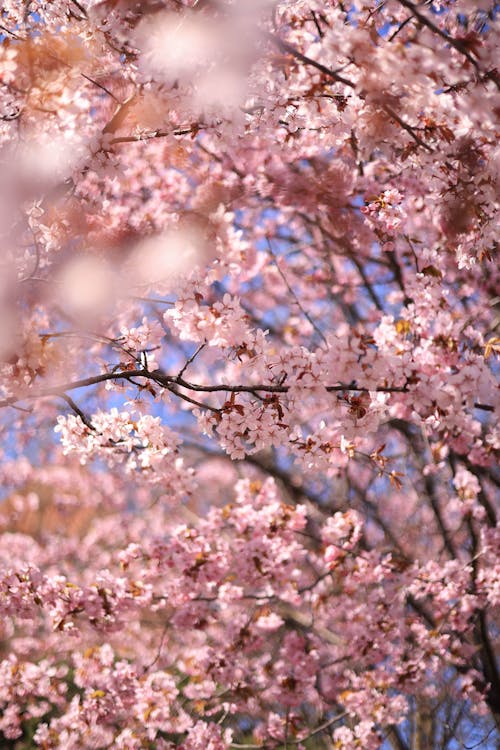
265 32 356 88
59 394 96 431
383 105 434 152
397 0 499 89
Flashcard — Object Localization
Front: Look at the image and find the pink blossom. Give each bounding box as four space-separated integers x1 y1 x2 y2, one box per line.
0 1 497 747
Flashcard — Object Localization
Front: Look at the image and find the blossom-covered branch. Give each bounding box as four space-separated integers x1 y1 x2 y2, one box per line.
0 0 498 747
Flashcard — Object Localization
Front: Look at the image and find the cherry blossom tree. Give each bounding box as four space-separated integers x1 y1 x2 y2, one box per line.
0 1 499 748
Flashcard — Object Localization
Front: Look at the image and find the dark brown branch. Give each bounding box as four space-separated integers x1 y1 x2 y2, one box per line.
388 419 458 558
350 481 410 560
59 394 96 431
164 383 219 414
0 368 410 413
69 0 88 17
2 367 495 421
449 453 497 527
467 518 500 725
0 23 23 39
265 32 356 88
350 254 384 311
0 370 146 409
310 10 324 39
243 452 327 508
396 0 494 82
81 73 120 102
424 472 457 558
156 372 410 395
387 14 413 43
473 402 494 412
383 105 434 152
385 724 410 750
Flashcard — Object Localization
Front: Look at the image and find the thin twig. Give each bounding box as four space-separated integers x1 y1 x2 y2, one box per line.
0 23 23 39
177 343 206 380
59 393 96 431
165 383 220 414
290 711 348 744
266 237 328 345
81 73 120 102
396 0 487 78
131 296 175 305
265 32 356 88
387 14 413 43
383 105 434 152
311 10 324 38
142 624 169 674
